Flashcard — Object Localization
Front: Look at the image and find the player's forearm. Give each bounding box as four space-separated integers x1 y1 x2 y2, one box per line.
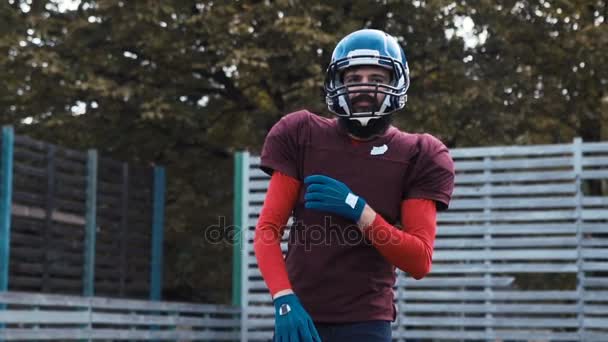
363 214 433 279
253 171 301 296
359 199 437 279
254 220 293 295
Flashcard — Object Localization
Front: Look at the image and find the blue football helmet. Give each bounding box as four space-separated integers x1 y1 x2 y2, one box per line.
324 29 410 126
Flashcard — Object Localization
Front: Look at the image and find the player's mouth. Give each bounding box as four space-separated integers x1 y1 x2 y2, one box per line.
351 94 378 111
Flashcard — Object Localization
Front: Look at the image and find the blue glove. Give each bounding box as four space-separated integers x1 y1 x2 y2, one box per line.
304 174 367 222
273 294 321 342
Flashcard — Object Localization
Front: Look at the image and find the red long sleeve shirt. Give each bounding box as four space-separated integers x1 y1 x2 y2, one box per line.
253 171 437 296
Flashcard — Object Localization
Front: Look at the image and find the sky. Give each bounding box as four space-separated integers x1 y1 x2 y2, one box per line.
11 0 80 12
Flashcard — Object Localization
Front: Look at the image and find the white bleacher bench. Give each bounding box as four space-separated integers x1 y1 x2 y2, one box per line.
0 291 240 341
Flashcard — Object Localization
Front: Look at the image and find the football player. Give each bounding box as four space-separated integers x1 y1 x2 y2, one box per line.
254 29 455 342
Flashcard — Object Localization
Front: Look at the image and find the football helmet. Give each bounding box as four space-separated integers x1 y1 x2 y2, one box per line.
324 29 410 127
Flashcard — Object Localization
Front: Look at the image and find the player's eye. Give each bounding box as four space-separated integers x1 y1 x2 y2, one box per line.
344 76 360 84
370 76 389 84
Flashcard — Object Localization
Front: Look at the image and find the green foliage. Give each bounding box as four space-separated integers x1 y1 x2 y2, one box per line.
458 0 608 144
1 0 606 303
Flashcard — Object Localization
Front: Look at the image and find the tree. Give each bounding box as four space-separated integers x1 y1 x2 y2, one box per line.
1 0 605 302
460 0 607 144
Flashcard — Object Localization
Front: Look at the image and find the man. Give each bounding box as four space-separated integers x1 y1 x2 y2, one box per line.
254 29 455 342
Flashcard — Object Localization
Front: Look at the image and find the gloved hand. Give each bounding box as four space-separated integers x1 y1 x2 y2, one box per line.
273 294 321 342
304 174 367 222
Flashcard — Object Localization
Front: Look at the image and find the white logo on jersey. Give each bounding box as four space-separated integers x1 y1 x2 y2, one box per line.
370 144 388 155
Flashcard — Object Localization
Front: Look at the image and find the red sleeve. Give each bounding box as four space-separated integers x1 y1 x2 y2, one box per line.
363 199 437 279
253 171 301 296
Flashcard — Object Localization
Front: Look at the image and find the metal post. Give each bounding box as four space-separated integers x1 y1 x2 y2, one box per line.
42 145 56 292
83 150 98 297
150 166 166 301
0 126 14 338
120 163 129 297
573 137 585 341
232 152 250 342
0 126 14 293
232 152 244 307
483 156 493 342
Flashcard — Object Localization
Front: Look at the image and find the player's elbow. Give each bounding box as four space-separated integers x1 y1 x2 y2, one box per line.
410 249 433 280
410 264 431 280
254 221 281 245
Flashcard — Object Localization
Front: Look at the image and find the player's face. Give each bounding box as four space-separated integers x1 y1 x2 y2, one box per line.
343 66 391 113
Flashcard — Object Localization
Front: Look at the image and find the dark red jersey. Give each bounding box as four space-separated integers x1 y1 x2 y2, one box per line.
260 110 455 322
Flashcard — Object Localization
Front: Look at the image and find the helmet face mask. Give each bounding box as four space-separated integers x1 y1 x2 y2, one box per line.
324 30 410 128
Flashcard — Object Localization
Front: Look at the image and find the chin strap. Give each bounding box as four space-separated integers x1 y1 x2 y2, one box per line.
339 116 392 139
350 116 374 127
